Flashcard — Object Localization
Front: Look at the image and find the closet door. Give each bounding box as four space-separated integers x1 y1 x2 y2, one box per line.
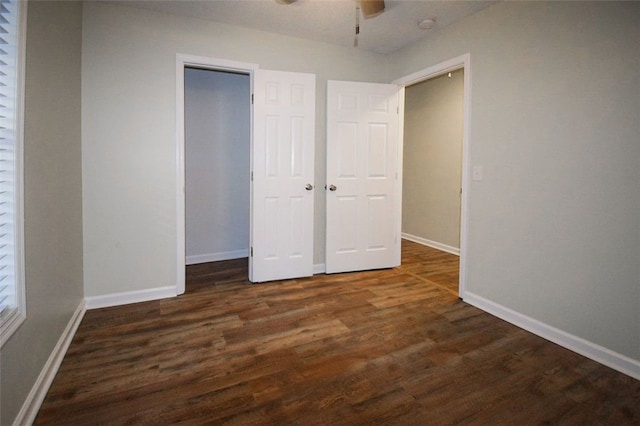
325 80 401 274
250 70 316 282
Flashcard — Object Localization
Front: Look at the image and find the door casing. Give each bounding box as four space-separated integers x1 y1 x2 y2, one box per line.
175 54 257 295
393 53 471 299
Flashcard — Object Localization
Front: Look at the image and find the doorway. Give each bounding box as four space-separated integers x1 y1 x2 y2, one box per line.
175 55 257 295
394 53 471 298
176 55 316 292
184 67 250 267
401 69 463 296
402 69 463 256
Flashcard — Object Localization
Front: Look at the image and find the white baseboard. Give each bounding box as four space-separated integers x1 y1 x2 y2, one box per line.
401 233 460 256
313 263 326 274
186 249 248 265
13 301 87 426
85 286 177 310
463 292 640 381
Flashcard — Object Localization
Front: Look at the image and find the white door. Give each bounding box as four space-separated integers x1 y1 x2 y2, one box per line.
326 80 401 274
250 70 316 282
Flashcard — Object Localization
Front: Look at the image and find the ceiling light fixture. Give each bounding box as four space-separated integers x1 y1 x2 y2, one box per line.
418 18 435 30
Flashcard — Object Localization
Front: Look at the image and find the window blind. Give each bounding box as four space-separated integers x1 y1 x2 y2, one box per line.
0 0 25 343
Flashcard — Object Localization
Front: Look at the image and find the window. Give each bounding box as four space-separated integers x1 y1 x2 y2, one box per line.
0 0 26 346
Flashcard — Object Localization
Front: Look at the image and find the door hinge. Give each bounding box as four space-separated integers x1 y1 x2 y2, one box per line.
251 94 254 104
250 247 253 257
251 171 254 181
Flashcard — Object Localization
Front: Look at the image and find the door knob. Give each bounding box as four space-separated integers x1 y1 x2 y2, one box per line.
329 184 337 191
305 184 313 191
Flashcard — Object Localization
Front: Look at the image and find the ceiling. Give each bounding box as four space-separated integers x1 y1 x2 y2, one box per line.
108 0 497 54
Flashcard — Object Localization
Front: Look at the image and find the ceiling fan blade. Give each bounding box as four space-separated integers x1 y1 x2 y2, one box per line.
360 0 385 19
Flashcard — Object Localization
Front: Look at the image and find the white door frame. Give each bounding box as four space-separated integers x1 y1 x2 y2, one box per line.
175 54 258 295
392 53 471 299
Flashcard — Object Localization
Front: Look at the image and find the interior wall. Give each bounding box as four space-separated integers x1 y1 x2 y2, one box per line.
0 1 84 424
80 0 639 368
389 1 640 362
185 68 250 264
402 69 463 250
81 2 388 298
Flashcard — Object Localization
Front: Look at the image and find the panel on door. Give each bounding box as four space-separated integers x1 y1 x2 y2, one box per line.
250 69 316 282
326 80 400 274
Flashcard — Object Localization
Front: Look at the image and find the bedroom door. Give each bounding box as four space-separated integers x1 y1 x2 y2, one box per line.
325 80 401 274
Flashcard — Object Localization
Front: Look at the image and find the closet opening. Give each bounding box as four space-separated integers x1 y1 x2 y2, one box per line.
184 67 251 286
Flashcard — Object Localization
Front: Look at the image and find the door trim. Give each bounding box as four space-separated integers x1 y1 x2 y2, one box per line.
175 54 258 295
392 53 471 299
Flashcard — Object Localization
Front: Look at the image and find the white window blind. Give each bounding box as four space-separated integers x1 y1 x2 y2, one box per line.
0 0 26 346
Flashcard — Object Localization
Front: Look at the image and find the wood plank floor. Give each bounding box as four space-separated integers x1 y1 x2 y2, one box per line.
36 240 639 425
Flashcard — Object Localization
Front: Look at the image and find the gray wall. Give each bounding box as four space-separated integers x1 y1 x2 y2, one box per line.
0 1 84 424
390 1 640 360
81 1 388 298
402 69 463 250
185 68 250 263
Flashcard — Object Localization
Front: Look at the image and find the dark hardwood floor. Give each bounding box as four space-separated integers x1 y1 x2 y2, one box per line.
35 240 639 425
